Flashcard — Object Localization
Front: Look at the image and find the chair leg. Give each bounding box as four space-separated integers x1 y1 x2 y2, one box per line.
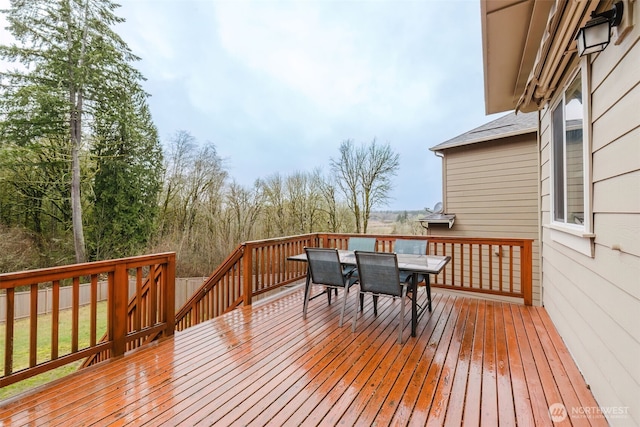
373 295 379 316
352 291 360 333
359 293 364 312
303 276 312 319
339 286 349 327
398 292 406 344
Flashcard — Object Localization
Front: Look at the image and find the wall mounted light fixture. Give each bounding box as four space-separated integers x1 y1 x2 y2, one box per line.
575 1 624 56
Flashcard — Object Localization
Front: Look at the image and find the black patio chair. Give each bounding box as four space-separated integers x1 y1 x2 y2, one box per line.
303 247 354 327
344 236 377 306
348 236 377 251
394 238 430 311
343 236 376 278
394 238 428 284
351 251 407 343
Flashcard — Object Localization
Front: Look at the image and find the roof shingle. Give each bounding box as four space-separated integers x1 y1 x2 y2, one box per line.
430 111 538 151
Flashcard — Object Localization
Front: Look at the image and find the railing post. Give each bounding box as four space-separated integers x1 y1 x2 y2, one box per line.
164 254 176 335
111 264 128 358
522 240 533 305
243 244 253 306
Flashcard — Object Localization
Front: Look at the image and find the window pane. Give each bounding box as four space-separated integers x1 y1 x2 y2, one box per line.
565 76 584 225
552 103 565 222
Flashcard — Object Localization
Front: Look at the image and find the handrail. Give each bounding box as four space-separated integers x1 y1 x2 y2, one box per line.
0 253 175 388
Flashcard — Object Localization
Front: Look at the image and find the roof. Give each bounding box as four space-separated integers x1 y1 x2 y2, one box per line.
430 111 538 152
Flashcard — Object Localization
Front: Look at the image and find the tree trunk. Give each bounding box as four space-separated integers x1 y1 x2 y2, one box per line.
70 91 86 263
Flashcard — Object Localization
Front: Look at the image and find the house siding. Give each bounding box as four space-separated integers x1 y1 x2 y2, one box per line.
432 134 541 305
539 5 640 425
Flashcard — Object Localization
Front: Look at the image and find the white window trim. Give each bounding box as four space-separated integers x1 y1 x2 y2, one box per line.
548 227 595 257
546 57 595 257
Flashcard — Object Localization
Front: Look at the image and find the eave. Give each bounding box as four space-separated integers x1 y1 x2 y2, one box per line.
481 1 610 114
480 0 554 114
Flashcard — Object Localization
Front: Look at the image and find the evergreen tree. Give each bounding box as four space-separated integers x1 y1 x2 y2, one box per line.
89 91 163 260
0 0 150 263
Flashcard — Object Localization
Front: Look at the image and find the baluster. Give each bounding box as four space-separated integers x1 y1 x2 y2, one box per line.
90 275 97 347
52 280 59 359
29 283 37 367
72 277 80 353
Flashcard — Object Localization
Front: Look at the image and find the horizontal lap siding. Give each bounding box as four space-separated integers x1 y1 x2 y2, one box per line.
437 135 541 305
539 7 640 425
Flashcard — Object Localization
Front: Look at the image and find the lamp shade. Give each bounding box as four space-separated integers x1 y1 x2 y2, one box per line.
576 16 611 56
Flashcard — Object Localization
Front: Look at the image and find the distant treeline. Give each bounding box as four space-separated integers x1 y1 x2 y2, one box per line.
0 130 408 276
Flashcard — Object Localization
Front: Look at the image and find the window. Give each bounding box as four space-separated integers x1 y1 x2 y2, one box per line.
549 63 594 257
551 73 586 228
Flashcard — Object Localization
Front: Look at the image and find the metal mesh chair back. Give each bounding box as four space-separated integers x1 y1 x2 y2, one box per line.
347 237 376 251
305 248 346 288
394 239 427 255
354 251 403 297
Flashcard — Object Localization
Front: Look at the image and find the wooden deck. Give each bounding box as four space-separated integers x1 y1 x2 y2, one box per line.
0 288 607 426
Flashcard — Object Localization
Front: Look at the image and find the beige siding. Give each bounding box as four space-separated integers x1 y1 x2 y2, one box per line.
539 5 640 425
433 134 541 305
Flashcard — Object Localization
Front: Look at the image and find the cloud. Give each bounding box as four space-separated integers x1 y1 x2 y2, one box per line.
212 1 445 125
1 0 498 210
214 3 364 109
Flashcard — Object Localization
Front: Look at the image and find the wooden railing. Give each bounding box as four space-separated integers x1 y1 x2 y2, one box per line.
0 234 532 385
174 233 533 330
80 265 166 368
0 253 175 388
175 234 315 331
370 235 533 305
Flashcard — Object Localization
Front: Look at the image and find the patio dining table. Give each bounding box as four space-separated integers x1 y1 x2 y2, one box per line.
287 250 451 337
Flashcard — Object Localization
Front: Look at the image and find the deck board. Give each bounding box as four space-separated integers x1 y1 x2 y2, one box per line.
422 296 472 427
441 297 477 427
0 288 608 426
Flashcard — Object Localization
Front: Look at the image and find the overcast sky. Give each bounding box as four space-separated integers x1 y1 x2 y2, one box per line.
1 0 504 211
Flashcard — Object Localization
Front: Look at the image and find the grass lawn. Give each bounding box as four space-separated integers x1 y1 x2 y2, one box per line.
0 301 108 400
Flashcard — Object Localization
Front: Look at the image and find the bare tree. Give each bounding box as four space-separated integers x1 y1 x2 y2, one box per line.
315 170 344 233
330 140 365 232
286 171 323 234
359 139 399 233
331 139 399 233
223 180 264 244
159 132 227 234
158 130 195 235
258 173 288 236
